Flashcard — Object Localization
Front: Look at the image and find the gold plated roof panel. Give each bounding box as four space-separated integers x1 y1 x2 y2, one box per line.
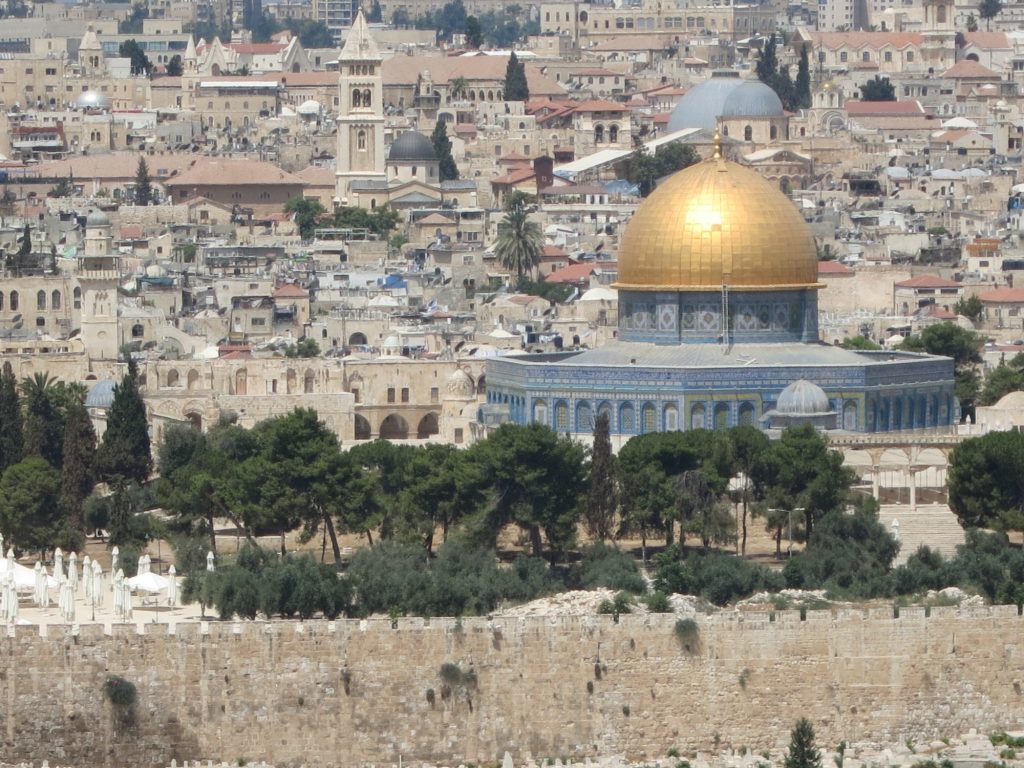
616 157 819 291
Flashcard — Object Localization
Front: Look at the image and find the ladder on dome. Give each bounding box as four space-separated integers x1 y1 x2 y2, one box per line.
720 282 730 349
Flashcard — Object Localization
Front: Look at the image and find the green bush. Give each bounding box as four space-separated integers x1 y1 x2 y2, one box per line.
102 674 137 708
653 547 783 606
644 591 672 613
674 618 699 648
571 542 646 594
598 591 633 615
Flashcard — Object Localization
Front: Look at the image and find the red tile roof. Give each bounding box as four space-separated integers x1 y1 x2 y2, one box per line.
273 284 308 298
979 287 1024 304
845 100 925 116
895 274 962 289
942 59 999 79
544 261 617 284
818 260 854 276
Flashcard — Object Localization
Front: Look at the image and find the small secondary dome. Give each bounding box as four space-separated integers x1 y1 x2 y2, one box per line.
84 380 116 409
720 80 785 119
388 131 437 163
667 71 742 132
296 99 322 116
76 90 110 110
85 209 110 227
775 379 832 416
445 368 475 398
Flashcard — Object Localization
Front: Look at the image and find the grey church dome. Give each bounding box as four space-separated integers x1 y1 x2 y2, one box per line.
720 80 785 119
85 209 110 227
84 380 116 409
667 72 784 132
775 380 833 416
388 131 437 163
666 71 744 132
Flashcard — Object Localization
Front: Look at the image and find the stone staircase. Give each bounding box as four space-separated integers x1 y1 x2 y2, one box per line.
878 503 966 564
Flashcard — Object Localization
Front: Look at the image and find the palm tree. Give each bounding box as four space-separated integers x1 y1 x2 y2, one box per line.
450 76 469 102
19 372 62 465
494 200 543 282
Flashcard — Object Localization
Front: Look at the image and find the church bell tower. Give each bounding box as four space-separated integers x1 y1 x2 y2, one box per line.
335 10 386 204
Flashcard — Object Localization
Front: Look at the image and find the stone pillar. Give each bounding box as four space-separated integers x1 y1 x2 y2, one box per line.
872 464 881 501
908 466 922 512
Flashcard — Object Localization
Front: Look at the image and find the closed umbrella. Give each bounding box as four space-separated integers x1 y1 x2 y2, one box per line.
83 555 92 599
65 583 75 623
143 554 151 574
92 561 103 607
40 566 49 609
54 547 63 580
112 569 124 616
110 546 119 582
167 565 177 608
206 551 215 571
7 578 17 623
122 581 133 621
33 562 42 604
68 552 78 592
137 554 145 577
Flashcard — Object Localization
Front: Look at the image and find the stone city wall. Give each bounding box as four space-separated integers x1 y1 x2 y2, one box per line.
3 608 1024 768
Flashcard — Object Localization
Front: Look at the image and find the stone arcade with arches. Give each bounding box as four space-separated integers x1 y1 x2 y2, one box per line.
484 140 957 443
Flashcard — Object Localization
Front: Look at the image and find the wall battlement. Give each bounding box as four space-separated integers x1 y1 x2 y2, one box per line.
3 608 1024 768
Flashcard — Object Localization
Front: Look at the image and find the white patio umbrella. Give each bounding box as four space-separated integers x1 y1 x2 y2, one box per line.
7 579 17 623
64 583 75 623
92 561 103 607
143 554 152 574
167 565 177 608
83 555 92 599
40 566 49 609
57 578 66 617
110 546 119 581
54 547 63 579
206 551 215 571
126 572 169 593
122 581 133 621
68 552 78 592
112 569 124 616
6 548 14 573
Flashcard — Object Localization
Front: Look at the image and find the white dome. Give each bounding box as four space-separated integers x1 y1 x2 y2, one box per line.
297 99 322 115
775 379 832 416
445 368 475 399
85 209 110 227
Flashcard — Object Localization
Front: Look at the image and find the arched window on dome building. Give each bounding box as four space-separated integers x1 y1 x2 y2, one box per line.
609 124 619 143
690 403 705 430
664 404 679 431
843 401 858 431
576 401 593 432
353 89 362 107
713 403 730 430
597 401 613 429
619 402 635 434
738 402 755 427
533 399 548 425
641 402 656 433
770 125 778 141
554 400 570 432
744 125 752 142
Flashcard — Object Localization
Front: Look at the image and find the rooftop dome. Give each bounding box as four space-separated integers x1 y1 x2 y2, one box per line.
388 131 437 163
445 367 475 399
775 380 833 416
615 152 820 291
76 90 110 110
84 380 116 409
85 209 110 227
720 80 785 119
666 71 743 132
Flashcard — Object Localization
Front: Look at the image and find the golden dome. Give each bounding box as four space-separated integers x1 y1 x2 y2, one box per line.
616 156 821 292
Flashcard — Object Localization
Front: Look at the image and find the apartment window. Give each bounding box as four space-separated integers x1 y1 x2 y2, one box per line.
840 52 848 62
251 317 266 326
387 387 396 403
45 68 56 75
430 387 439 403
401 387 409 403
884 51 892 62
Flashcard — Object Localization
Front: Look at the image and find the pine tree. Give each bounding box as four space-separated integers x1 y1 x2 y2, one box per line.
785 719 823 768
0 362 23 474
135 156 153 206
504 51 529 101
59 401 96 551
584 411 617 541
755 37 778 84
431 120 459 182
96 360 152 485
795 45 812 110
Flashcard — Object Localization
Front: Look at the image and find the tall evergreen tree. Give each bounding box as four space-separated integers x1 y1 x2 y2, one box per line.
96 360 152 485
134 156 153 206
795 45 812 110
784 718 822 768
755 37 778 84
0 362 23 474
503 51 529 101
20 372 64 468
17 223 30 258
431 120 459 182
584 411 617 541
59 401 96 551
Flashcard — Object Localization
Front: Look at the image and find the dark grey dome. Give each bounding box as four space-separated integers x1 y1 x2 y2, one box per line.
720 81 785 119
388 131 437 163
775 380 832 416
85 209 110 227
667 71 744 132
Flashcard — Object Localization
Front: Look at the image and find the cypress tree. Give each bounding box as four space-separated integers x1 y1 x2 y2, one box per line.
785 718 823 768
431 120 459 182
504 51 529 101
795 45 812 110
0 362 23 474
59 401 96 551
96 360 152 485
584 411 617 541
135 156 153 206
755 37 778 84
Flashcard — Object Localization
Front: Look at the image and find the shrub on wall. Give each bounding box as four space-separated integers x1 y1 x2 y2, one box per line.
102 674 137 708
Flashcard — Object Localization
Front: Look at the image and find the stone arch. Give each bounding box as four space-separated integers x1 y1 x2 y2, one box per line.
576 400 593 432
166 369 180 388
348 331 368 346
132 323 144 338
354 414 371 440
380 413 409 440
36 290 46 310
780 177 791 194
609 124 619 143
476 374 486 395
619 402 636 434
843 400 858 431
186 369 200 391
73 287 81 309
417 412 439 439
664 403 679 431
304 369 315 393
286 368 297 394
744 125 752 141
770 124 778 141
51 290 61 310
185 411 202 430
9 291 18 311
533 398 548 425
553 400 570 431
594 124 605 143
